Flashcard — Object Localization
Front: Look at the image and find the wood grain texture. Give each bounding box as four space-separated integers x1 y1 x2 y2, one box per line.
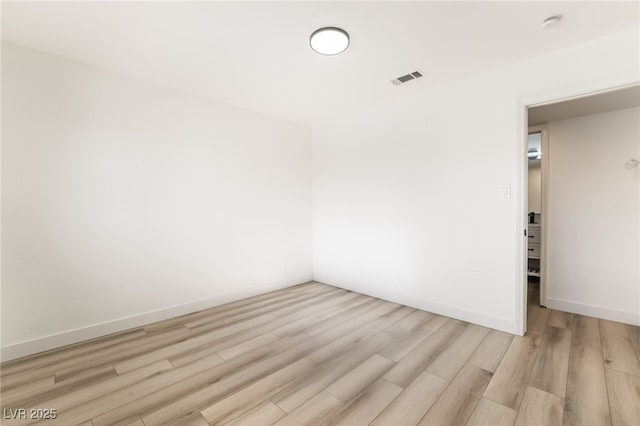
370 371 448 426
604 367 640 426
0 283 637 426
527 304 551 336
529 325 572 397
379 327 432 362
514 386 564 426
548 310 574 330
468 329 514 373
269 332 396 414
422 314 449 332
382 319 465 387
200 357 315 424
0 375 55 401
570 315 601 351
272 391 342 426
625 324 640 361
563 315 611 426
322 378 402 426
483 333 542 410
223 400 285 426
563 344 611 426
600 319 640 376
418 364 492 426
466 398 517 426
325 354 394 402
426 324 489 380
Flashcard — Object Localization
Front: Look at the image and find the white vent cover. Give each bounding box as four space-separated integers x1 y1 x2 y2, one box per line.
391 70 424 86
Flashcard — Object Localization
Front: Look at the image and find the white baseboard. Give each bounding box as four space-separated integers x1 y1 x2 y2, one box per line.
545 297 640 326
1 275 312 362
314 273 518 335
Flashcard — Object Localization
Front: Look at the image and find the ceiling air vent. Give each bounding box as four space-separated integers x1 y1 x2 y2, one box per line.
391 70 424 86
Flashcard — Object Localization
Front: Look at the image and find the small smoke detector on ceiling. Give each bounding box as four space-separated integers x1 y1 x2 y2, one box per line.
391 70 424 86
541 15 562 30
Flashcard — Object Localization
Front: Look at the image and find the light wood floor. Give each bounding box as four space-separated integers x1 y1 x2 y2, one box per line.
1 282 639 425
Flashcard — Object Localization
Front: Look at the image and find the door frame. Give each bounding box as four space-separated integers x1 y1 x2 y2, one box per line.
514 80 639 336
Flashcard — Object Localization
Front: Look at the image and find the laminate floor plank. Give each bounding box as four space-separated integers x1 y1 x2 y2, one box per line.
570 315 601 351
271 305 421 414
217 333 281 361
3 365 117 411
115 288 349 374
600 319 640 376
170 292 369 368
422 314 449 332
321 378 403 426
194 288 346 332
379 309 432 339
0 375 55 401
90 334 310 426
418 364 492 426
468 329 514 373
48 354 225 426
527 305 550 336
563 315 610 426
625 324 640 361
548 311 574 330
45 326 192 382
298 298 384 337
563 344 611 426
272 391 343 426
306 304 411 364
182 284 335 330
0 284 635 426
222 400 285 426
370 371 448 426
145 282 325 332
0 329 147 378
426 324 490 380
270 332 398 414
604 367 640 426
465 398 517 426
529 325 572 397
271 293 368 337
483 333 542 410
382 319 466 388
141 307 411 425
27 360 172 413
325 354 394 402
200 357 315 425
513 386 564 426
3 360 175 426
379 327 432 363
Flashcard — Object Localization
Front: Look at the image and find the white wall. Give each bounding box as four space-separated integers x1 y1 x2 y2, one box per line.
313 27 639 333
528 165 542 213
545 108 639 324
1 43 312 360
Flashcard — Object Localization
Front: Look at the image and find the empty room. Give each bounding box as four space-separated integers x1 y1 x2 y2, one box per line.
1 1 639 425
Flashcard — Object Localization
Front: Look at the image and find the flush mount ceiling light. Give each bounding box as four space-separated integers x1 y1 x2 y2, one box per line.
310 27 349 55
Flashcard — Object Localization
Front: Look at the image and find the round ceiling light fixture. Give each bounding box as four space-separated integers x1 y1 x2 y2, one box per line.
310 27 350 55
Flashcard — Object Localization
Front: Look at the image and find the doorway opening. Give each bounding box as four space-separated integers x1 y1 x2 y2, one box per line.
518 83 640 335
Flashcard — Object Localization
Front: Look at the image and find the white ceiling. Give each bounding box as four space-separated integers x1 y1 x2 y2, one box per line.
2 1 639 126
